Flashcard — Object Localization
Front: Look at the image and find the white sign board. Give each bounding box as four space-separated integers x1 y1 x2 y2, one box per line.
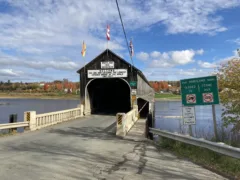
88 69 128 78
131 89 137 95
182 106 196 125
101 61 114 69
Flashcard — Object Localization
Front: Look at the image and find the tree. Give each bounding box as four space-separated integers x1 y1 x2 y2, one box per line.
217 58 240 132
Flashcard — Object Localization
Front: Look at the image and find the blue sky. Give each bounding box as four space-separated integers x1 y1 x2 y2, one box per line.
0 0 239 82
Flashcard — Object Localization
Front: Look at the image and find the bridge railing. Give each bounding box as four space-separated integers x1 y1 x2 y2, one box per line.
24 105 84 131
116 105 138 137
149 128 240 159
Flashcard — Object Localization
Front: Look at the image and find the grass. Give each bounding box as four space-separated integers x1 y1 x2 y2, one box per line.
158 137 240 179
0 130 17 137
155 93 181 99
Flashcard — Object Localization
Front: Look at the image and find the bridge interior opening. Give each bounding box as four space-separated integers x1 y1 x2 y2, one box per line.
87 78 131 114
137 98 149 118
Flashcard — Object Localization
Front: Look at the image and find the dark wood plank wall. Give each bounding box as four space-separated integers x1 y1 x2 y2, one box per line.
78 49 153 104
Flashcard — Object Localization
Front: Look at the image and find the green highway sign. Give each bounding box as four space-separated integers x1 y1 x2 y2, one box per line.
129 81 137 87
180 76 219 106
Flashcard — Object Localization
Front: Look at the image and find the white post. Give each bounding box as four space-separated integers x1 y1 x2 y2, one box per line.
133 105 138 120
116 113 125 137
80 104 84 117
24 111 37 131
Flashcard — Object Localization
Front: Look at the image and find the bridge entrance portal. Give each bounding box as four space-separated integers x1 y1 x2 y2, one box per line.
77 49 154 116
86 78 131 114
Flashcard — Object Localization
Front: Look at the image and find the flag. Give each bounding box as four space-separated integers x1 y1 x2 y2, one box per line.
129 39 134 57
81 41 86 57
106 25 110 41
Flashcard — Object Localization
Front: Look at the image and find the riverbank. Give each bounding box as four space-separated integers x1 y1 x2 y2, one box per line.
154 93 181 101
0 92 79 100
155 98 181 101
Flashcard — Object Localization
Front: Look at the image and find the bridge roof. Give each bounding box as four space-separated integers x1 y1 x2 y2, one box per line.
77 49 150 85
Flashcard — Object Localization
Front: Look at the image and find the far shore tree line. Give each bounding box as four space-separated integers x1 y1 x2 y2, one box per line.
0 79 80 94
149 81 180 94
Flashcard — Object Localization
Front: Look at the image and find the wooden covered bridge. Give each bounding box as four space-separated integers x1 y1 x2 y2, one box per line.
77 49 154 118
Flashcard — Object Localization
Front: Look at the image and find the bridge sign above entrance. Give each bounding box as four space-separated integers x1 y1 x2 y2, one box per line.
88 69 128 78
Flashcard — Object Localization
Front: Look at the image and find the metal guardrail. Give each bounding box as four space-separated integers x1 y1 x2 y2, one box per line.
0 122 29 130
149 128 240 159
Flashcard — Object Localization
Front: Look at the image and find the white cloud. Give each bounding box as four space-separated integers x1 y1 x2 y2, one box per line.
0 69 19 77
0 69 53 82
171 50 195 64
198 61 217 68
138 49 204 68
143 68 213 80
151 60 173 68
0 51 81 71
150 51 161 58
196 49 204 55
215 50 240 65
136 52 149 61
232 38 240 45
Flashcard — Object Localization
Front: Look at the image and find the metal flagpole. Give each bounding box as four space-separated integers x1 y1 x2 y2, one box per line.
130 38 134 80
83 41 86 74
106 25 110 57
107 40 108 57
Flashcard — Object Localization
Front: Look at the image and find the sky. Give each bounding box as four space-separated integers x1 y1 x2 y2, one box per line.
0 0 240 82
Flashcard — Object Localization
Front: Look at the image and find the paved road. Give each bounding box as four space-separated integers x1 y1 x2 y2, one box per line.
0 115 227 180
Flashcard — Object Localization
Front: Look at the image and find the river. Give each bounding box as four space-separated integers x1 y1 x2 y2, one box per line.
155 101 224 139
0 99 80 124
0 99 225 139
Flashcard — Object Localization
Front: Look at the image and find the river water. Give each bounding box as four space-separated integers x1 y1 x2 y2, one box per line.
0 99 226 139
154 101 224 139
0 99 79 124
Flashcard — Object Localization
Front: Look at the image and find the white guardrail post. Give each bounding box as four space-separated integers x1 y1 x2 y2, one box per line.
116 106 139 137
24 111 36 131
116 113 125 137
149 128 240 159
80 104 84 117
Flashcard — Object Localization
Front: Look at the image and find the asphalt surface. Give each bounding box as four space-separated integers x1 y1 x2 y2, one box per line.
0 115 227 180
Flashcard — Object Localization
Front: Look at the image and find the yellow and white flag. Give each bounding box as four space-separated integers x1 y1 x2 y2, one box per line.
81 41 86 57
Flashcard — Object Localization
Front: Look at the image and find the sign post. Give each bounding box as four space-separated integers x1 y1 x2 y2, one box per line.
180 76 220 140
212 104 219 141
182 106 196 136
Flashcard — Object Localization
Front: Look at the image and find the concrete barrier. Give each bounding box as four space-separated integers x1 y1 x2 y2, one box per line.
116 105 139 137
24 105 84 131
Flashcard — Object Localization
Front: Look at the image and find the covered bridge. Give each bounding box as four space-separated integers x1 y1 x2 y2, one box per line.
77 49 154 117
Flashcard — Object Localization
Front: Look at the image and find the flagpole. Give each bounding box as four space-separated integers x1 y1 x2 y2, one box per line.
130 38 134 80
81 41 87 99
84 57 85 74
107 40 108 57
106 25 110 57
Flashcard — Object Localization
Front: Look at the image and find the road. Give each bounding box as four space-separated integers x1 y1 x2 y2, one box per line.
0 115 227 180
